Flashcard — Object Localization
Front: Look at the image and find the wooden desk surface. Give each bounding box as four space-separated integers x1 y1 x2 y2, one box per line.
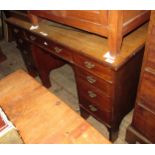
0 70 110 144
6 17 148 70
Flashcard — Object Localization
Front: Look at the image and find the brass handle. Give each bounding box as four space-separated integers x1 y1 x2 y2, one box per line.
88 91 97 98
30 35 36 41
54 47 62 54
84 61 95 69
13 28 19 33
44 41 48 46
18 38 23 44
89 105 98 112
86 76 96 84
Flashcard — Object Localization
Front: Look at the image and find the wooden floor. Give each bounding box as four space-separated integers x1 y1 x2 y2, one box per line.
0 40 133 143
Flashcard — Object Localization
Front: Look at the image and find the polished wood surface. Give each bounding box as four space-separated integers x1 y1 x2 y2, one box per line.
5 16 146 141
126 11 155 144
5 17 148 70
0 70 110 144
28 10 150 56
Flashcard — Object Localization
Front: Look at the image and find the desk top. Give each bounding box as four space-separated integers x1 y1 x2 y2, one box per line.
0 70 110 144
6 17 148 70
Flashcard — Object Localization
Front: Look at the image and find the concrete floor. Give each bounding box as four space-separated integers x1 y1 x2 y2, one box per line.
0 40 133 144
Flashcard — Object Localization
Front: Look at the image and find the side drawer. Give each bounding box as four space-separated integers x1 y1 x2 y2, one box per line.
25 32 73 62
79 97 111 126
74 67 112 97
77 77 112 112
12 26 25 39
132 105 155 143
73 53 114 83
139 70 155 111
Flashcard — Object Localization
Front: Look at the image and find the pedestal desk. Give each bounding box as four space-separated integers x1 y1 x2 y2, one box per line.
5 12 148 141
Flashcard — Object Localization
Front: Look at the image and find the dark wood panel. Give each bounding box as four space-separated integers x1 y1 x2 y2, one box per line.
132 105 155 143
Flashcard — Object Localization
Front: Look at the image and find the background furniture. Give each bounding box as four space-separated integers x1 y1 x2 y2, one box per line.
28 10 150 57
0 70 110 144
126 11 155 144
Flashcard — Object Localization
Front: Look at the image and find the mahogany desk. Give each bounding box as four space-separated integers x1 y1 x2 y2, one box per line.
5 17 148 141
0 70 110 144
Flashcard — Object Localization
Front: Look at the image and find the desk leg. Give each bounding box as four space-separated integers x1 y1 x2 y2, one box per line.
32 46 65 88
108 128 119 142
0 47 6 63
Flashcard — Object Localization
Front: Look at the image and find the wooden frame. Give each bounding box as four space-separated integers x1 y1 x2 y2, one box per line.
28 10 150 57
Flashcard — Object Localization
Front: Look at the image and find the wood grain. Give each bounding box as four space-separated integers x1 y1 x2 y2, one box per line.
0 70 110 144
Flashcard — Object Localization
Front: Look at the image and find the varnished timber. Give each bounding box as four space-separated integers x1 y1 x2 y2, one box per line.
5 17 148 70
28 10 150 56
126 11 155 144
0 70 110 144
5 17 147 141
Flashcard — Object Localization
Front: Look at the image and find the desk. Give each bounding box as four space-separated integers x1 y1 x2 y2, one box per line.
5 17 147 141
0 70 110 144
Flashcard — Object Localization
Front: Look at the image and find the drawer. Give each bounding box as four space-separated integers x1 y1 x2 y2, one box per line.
25 32 73 62
79 97 111 126
75 67 112 97
12 26 24 39
139 71 155 111
133 105 155 143
77 77 112 112
73 53 114 83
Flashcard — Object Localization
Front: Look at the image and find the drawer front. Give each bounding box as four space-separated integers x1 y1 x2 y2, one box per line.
75 67 112 97
26 32 73 62
133 105 155 143
12 26 24 39
139 71 155 111
73 53 114 83
77 77 112 112
79 97 111 126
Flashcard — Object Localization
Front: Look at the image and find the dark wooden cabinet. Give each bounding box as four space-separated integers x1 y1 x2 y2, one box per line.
126 11 155 144
5 11 148 142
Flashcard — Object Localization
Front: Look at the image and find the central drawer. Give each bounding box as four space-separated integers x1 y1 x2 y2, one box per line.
25 32 73 62
73 53 114 83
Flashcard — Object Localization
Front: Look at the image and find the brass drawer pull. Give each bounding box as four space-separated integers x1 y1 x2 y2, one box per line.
88 91 97 98
86 76 96 84
89 105 98 112
54 47 62 53
13 28 19 33
44 41 48 46
84 61 95 69
30 35 36 41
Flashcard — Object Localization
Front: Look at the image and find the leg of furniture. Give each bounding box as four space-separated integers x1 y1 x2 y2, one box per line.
0 47 6 63
108 128 119 142
32 46 65 88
